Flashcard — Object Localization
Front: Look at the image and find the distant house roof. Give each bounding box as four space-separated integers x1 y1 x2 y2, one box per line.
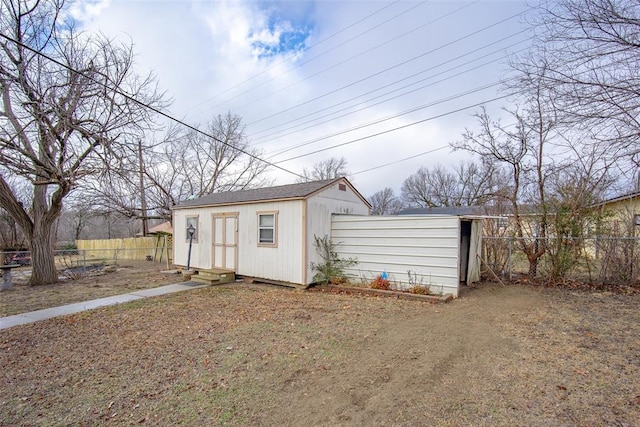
592 190 640 208
173 178 371 209
136 221 173 236
148 221 173 234
396 206 483 216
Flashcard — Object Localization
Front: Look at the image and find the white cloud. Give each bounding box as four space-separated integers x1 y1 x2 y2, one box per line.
69 0 111 21
73 0 533 197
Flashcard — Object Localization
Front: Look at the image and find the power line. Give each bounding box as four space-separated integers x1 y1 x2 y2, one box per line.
256 43 528 155
350 120 522 177
274 94 510 164
0 32 305 180
268 81 506 160
249 30 529 142
246 8 528 127
236 1 477 122
352 145 450 176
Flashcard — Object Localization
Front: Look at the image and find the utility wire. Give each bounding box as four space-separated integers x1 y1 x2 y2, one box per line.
235 1 475 121
274 94 510 164
0 32 306 180
269 81 505 160
352 145 450 176
350 120 521 177
257 43 527 154
249 30 529 141
246 9 528 127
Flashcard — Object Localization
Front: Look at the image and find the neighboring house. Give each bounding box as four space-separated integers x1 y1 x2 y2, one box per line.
172 178 371 287
591 191 640 236
148 221 173 235
136 221 173 237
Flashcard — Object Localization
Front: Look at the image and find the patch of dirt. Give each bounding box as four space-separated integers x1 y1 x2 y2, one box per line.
0 261 184 317
1 281 638 426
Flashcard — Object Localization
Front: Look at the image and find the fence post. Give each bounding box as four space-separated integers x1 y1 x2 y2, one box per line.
508 237 513 282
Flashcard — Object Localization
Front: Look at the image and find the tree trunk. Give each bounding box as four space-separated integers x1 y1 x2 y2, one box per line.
29 220 58 286
0 177 65 286
527 255 539 279
28 179 61 286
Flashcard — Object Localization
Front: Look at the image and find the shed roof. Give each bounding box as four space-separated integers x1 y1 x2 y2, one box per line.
174 178 369 209
396 206 482 216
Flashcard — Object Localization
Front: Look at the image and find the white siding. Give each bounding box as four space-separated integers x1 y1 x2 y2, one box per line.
305 182 370 284
331 215 461 297
174 201 305 284
236 201 305 284
173 208 209 269
173 179 370 286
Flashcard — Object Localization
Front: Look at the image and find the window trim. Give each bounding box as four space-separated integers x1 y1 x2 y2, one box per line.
185 216 199 243
257 211 278 247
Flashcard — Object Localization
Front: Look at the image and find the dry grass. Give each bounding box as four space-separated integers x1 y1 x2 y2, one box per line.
1 278 638 426
0 261 183 317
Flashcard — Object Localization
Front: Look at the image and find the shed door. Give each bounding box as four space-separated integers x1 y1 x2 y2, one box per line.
213 214 238 270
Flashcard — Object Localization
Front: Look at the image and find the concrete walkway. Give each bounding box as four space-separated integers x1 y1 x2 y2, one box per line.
0 282 207 331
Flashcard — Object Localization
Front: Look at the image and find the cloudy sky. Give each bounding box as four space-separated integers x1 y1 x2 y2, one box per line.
74 0 534 198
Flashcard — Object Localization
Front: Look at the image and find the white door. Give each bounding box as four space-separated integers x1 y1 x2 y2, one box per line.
213 214 238 270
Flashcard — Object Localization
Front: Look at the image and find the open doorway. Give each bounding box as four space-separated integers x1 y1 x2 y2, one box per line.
459 220 472 283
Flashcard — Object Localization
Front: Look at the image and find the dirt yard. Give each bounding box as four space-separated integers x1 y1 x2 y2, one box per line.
0 262 184 317
1 270 639 426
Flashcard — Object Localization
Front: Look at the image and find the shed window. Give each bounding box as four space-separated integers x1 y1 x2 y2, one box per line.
258 212 278 246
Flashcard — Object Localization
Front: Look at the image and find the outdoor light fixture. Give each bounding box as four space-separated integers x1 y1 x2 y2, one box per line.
186 223 196 271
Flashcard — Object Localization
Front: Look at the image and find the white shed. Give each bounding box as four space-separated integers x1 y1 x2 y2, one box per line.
172 178 371 286
330 214 483 297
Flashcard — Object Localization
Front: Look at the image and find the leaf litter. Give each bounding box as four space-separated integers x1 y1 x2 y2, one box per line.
1 279 639 426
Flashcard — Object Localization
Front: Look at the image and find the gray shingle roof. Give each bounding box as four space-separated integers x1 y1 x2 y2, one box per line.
174 178 343 208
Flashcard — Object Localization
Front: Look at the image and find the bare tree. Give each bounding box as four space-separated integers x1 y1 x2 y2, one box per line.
544 144 617 279
369 187 404 215
400 160 498 208
453 100 559 279
517 0 640 169
86 113 271 223
297 157 350 182
401 164 456 208
171 114 271 196
0 0 165 285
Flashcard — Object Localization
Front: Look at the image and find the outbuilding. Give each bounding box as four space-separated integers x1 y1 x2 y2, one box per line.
330 214 483 297
173 178 483 296
172 178 371 286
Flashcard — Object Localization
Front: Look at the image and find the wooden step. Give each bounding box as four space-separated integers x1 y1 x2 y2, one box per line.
191 268 235 285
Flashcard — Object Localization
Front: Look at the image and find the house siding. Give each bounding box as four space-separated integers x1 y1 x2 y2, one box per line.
172 178 370 286
173 201 305 284
331 215 462 297
305 183 370 284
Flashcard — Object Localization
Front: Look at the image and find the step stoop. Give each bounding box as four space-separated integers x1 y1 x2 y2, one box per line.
191 269 235 285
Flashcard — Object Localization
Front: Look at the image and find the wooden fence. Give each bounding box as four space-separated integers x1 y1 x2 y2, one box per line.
76 236 172 265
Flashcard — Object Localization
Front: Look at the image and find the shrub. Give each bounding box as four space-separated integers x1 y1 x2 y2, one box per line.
310 235 357 284
407 285 431 295
370 275 391 290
